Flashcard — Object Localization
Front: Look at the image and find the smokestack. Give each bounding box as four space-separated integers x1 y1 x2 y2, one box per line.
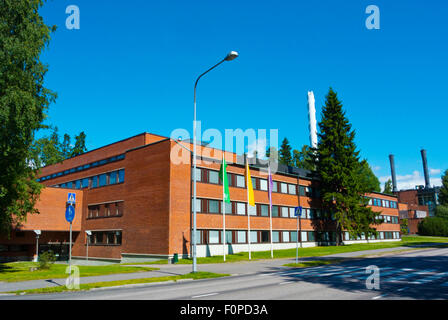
420 149 431 189
307 91 318 149
389 154 398 193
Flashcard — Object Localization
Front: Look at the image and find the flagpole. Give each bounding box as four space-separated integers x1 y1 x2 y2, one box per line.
246 159 252 260
223 154 226 262
269 165 273 259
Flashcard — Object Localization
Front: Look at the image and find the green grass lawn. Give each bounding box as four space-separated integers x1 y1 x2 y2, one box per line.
0 262 158 283
8 272 229 295
141 235 448 265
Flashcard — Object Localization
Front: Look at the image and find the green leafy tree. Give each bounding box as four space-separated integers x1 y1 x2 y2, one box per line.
383 178 393 195
435 205 448 220
439 169 448 206
400 218 409 235
70 131 87 157
311 88 380 245
279 138 293 166
356 160 381 193
0 0 56 235
61 133 71 159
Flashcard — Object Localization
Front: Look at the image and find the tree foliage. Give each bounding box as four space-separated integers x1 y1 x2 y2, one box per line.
293 145 314 171
279 138 293 166
30 127 88 168
311 88 380 245
439 169 448 206
383 178 393 195
0 0 56 235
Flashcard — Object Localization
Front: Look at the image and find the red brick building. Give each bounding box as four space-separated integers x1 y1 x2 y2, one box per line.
0 133 401 263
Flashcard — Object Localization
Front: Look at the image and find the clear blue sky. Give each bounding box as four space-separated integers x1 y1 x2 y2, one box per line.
38 0 447 190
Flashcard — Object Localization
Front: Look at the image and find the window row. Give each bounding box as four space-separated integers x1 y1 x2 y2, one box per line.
366 197 398 209
193 229 401 245
87 230 122 245
192 168 320 197
193 229 332 244
378 215 399 224
192 198 335 220
87 202 124 219
53 169 125 190
344 231 400 241
38 154 125 182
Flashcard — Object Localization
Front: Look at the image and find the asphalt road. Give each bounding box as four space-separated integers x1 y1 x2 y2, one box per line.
2 247 448 300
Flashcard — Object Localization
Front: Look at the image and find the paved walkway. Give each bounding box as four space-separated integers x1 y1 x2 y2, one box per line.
0 245 442 293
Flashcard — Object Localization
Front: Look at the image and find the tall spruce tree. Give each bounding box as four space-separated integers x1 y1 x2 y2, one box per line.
312 88 380 245
279 138 293 166
0 0 56 235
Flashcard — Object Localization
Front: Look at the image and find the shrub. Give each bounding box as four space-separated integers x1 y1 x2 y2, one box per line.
418 217 448 237
38 250 57 269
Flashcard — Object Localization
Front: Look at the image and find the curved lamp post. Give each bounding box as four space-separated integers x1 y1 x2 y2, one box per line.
192 51 238 273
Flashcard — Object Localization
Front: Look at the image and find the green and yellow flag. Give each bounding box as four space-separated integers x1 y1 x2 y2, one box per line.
219 155 230 203
246 163 255 206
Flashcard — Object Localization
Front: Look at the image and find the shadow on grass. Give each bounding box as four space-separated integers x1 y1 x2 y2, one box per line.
0 264 19 274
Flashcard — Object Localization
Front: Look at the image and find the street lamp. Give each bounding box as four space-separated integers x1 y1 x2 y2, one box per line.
192 51 238 273
85 230 92 261
33 230 41 262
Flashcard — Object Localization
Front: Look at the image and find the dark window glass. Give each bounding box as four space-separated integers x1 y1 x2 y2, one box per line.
118 169 125 183
115 231 122 245
75 180 81 189
272 206 279 217
81 178 89 188
99 173 107 187
109 171 117 184
261 231 270 243
91 176 98 188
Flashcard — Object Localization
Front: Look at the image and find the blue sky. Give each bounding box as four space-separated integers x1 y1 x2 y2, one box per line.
38 0 447 189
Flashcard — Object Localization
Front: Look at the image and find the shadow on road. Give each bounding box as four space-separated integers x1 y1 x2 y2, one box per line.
265 254 448 299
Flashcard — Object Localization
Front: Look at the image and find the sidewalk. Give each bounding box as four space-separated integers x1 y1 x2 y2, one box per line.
0 245 439 293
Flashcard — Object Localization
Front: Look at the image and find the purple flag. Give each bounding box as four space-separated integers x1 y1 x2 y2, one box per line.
268 166 273 207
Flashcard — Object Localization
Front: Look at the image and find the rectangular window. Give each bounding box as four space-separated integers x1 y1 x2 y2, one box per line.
209 200 220 213
237 203 246 215
221 201 232 214
222 230 232 243
237 231 246 243
99 173 107 187
299 186 306 196
192 198 202 213
91 176 98 188
307 231 315 242
272 231 280 243
209 170 219 184
301 231 308 242
280 183 288 194
193 230 202 245
282 231 290 243
248 205 257 216
109 171 117 185
251 177 257 190
281 207 289 218
288 184 296 195
259 179 268 191
261 231 270 243
81 178 89 188
75 180 81 189
192 168 202 182
272 205 279 217
289 207 296 218
118 169 125 183
260 204 269 217
209 230 220 244
236 175 245 188
272 181 278 192
250 231 258 243
291 231 298 242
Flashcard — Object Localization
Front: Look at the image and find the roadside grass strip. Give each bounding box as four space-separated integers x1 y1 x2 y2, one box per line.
0 262 159 283
6 272 230 295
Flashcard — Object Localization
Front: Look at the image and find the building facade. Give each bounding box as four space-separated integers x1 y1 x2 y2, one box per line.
0 133 401 263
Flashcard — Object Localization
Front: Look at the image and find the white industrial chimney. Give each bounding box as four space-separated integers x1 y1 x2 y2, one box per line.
307 91 318 149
